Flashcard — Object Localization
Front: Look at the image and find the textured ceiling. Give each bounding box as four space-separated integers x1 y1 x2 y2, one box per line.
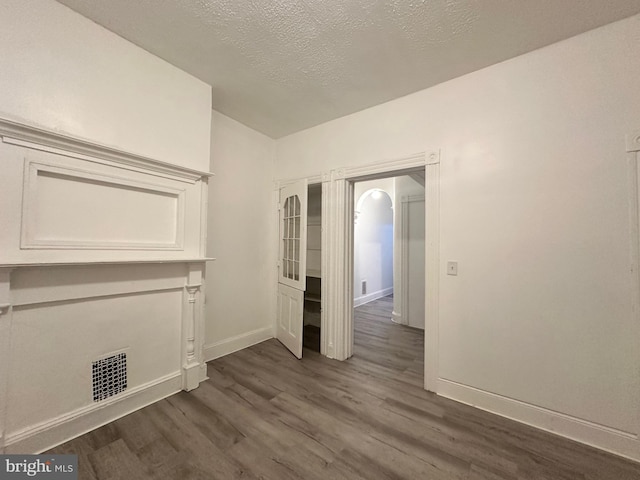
57 0 640 138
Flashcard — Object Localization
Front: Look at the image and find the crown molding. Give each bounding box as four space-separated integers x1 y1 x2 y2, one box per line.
0 117 214 183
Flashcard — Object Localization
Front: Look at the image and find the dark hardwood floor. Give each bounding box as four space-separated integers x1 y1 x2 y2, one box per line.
49 295 640 479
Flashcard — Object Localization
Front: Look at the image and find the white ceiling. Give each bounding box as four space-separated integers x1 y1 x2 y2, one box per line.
57 0 640 138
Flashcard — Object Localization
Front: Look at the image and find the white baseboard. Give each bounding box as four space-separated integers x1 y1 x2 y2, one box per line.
437 378 640 463
354 287 393 307
204 326 273 362
5 372 182 454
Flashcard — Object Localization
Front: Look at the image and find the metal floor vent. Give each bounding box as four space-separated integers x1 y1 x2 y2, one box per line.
92 352 127 402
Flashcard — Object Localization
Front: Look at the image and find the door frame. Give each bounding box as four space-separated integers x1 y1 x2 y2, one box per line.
274 150 440 392
332 151 439 392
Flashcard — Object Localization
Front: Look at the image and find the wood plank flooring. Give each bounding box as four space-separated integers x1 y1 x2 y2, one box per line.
49 295 640 479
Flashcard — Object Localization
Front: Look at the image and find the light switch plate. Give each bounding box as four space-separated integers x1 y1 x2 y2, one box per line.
447 261 458 276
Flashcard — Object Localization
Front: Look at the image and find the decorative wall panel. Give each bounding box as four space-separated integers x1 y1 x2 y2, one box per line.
22 162 184 249
0 118 212 454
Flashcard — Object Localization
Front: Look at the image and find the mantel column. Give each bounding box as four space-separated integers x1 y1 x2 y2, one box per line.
182 263 205 391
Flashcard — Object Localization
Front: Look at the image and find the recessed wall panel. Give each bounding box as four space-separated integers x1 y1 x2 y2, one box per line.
22 163 184 249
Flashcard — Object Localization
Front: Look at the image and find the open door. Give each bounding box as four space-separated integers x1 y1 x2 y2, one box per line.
276 179 308 358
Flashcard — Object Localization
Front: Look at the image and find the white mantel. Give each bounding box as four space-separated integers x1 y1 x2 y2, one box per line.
0 118 212 454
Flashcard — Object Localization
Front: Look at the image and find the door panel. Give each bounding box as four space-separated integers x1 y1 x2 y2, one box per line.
277 283 303 359
278 181 308 291
276 179 307 357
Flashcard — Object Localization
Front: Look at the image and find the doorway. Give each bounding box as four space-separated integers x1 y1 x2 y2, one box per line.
303 183 322 353
319 151 439 391
274 150 440 390
352 174 426 372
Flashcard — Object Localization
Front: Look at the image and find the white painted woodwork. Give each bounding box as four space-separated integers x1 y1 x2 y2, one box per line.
323 174 355 361
626 129 640 442
23 161 183 249
0 269 12 453
1 261 211 454
403 195 426 330
276 178 308 358
0 1 213 455
183 264 205 391
0 123 210 265
203 326 274 361
276 283 304 359
8 286 182 434
424 163 441 393
278 179 308 291
0 119 211 453
8 374 181 455
275 15 640 460
320 179 331 357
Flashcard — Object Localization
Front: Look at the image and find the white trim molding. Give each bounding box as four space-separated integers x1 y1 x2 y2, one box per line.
625 128 640 441
0 268 14 454
183 264 205 391
274 151 440 370
0 115 213 453
324 175 354 360
320 151 441 363
5 372 181 455
203 326 274 362
353 287 394 307
0 258 215 268
320 179 331 357
0 118 213 183
343 152 430 180
438 378 640 463
424 162 440 392
0 116 212 266
20 160 187 251
1 262 210 453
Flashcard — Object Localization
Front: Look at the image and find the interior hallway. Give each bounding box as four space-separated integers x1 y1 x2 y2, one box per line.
46 295 640 479
353 295 423 378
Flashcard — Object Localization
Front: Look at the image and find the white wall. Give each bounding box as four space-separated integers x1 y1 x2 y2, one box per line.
204 111 277 360
0 0 211 171
354 178 395 306
276 15 640 458
0 0 211 453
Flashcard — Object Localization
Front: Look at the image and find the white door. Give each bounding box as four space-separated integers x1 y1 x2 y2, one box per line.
276 179 308 358
407 198 426 329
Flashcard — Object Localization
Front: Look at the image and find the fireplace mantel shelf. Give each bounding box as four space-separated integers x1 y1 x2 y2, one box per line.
0 257 216 268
